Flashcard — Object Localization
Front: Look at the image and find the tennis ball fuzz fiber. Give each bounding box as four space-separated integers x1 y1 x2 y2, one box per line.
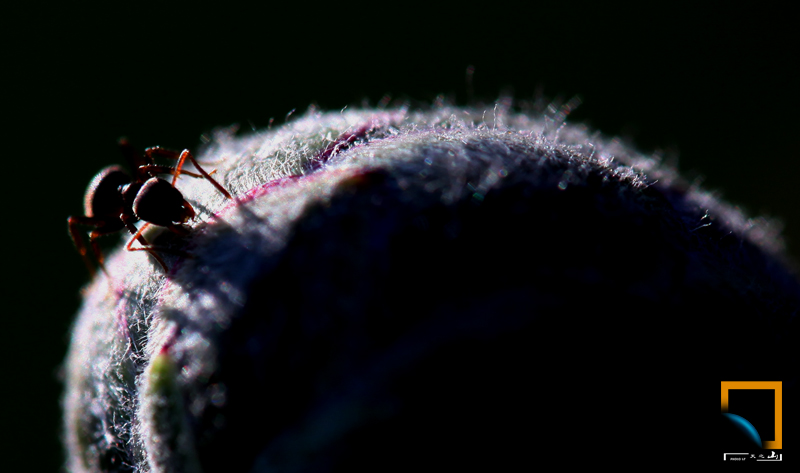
63 104 800 472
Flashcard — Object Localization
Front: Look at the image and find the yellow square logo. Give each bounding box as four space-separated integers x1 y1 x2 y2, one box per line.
721 381 782 449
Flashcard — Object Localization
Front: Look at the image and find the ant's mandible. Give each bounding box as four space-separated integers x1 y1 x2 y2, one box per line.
68 139 233 276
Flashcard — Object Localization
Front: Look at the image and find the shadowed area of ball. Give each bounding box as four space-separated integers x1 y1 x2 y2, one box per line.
63 105 799 472
720 413 762 451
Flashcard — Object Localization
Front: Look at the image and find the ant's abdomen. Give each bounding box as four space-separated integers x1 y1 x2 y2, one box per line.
84 166 129 218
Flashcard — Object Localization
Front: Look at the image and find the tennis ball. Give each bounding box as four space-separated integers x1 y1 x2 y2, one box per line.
63 104 799 472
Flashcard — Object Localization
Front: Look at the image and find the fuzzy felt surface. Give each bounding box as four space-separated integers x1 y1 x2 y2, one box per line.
63 105 799 472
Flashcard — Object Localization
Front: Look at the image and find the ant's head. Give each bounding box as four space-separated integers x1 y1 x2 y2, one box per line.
133 177 196 227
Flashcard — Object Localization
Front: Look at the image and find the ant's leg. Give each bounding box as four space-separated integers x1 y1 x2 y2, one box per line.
136 164 210 179
123 222 194 272
124 222 169 273
175 149 232 199
68 215 116 277
68 216 98 276
88 230 113 276
144 147 232 199
144 147 195 183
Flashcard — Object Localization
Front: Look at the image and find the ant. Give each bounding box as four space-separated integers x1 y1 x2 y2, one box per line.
68 139 233 276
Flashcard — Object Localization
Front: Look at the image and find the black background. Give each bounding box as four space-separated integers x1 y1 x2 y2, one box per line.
4 4 798 470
